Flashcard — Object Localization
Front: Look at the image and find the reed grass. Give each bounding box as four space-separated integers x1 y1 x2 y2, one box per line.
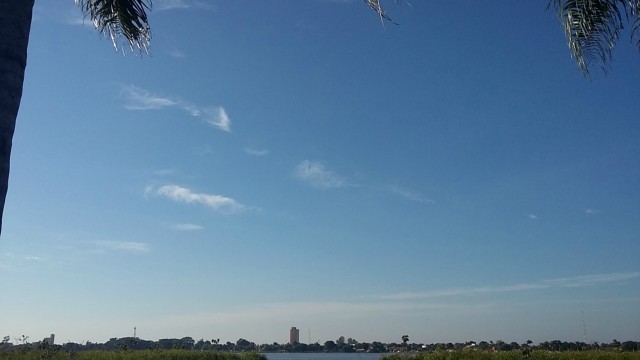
0 349 266 360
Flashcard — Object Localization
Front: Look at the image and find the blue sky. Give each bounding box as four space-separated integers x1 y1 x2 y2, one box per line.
1 0 639 346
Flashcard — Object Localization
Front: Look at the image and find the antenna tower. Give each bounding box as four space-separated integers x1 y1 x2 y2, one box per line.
581 305 588 343
134 327 137 339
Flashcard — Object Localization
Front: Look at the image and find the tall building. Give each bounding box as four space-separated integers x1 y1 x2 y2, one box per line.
289 327 299 345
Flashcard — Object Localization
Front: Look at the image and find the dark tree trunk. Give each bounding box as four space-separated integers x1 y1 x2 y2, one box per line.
0 0 35 236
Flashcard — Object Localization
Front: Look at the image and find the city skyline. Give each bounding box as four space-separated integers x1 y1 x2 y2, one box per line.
5 329 638 348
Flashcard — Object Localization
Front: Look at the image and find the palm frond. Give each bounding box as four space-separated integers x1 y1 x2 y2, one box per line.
550 0 627 76
626 0 640 50
77 0 152 53
363 0 400 25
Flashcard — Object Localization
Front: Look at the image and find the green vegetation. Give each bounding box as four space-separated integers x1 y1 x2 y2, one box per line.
2 336 638 356
382 350 640 360
0 349 266 360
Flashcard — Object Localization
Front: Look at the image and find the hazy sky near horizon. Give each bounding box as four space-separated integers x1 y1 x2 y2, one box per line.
1 0 639 346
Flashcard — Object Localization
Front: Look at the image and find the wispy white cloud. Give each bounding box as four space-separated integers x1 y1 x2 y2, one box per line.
64 11 85 26
543 272 640 287
0 252 45 273
122 85 176 110
121 84 231 132
528 213 538 220
147 184 245 213
295 160 348 189
24 256 43 261
171 223 205 231
207 107 231 132
378 271 640 300
50 4 87 26
389 185 434 203
584 208 602 215
244 147 269 156
96 241 151 254
155 0 217 11
155 0 191 10
381 284 546 300
169 48 186 58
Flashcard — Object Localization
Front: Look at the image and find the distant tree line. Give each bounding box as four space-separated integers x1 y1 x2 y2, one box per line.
1 335 638 354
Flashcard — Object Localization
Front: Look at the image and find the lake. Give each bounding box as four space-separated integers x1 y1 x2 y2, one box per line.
264 353 386 360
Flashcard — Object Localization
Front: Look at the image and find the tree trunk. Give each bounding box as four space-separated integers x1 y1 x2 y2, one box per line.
0 0 35 236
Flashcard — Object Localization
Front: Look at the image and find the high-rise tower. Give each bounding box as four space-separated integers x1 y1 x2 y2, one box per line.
289 327 300 345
